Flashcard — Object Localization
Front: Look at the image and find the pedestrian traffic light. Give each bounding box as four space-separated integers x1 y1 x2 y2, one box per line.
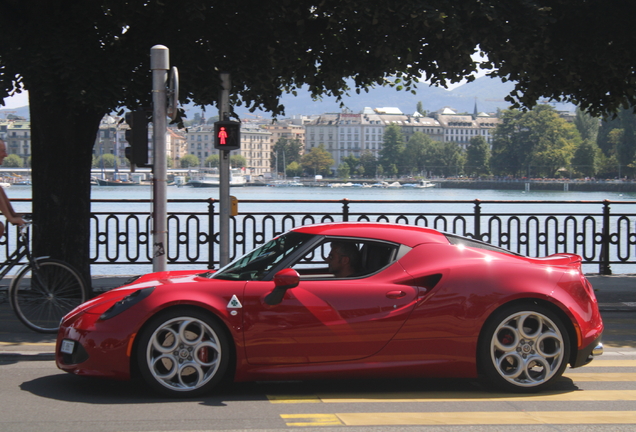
124 109 149 167
214 120 241 151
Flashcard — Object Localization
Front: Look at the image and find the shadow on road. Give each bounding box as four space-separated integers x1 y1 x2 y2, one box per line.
19 374 581 406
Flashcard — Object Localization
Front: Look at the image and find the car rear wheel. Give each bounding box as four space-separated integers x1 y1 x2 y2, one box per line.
136 308 230 397
479 304 570 392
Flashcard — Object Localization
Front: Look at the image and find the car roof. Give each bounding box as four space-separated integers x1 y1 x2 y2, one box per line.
291 222 449 248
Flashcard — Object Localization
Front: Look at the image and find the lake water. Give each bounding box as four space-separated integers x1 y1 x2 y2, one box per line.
7 182 636 203
6 184 636 275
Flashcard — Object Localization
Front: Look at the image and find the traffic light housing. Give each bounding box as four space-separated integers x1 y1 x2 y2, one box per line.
124 109 149 167
214 120 241 151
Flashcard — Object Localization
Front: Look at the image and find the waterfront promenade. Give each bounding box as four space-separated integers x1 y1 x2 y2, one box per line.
0 273 634 360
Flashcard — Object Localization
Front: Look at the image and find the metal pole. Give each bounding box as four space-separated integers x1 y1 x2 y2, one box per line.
219 73 231 267
151 45 169 272
600 200 612 275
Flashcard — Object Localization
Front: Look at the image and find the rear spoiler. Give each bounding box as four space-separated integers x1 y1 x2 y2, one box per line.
531 253 582 266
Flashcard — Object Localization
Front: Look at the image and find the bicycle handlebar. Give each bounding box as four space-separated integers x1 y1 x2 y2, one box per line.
18 218 32 236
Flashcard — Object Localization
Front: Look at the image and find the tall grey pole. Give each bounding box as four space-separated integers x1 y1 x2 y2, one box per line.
219 73 231 267
151 45 169 272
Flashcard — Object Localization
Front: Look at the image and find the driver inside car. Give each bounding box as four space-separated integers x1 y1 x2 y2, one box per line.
325 241 361 278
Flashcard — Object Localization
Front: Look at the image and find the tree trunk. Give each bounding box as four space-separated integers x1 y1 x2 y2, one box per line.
28 90 104 290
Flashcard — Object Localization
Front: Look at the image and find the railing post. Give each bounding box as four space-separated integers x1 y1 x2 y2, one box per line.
600 200 612 275
342 199 349 222
208 199 216 269
474 199 481 240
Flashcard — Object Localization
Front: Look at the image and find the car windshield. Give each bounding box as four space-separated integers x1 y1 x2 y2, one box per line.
212 232 315 281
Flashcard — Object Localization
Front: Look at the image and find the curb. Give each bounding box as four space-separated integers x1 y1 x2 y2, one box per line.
598 302 636 312
0 351 55 361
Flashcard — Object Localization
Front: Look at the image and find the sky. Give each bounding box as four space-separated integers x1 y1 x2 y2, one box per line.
2 92 29 109
0 61 487 110
0 78 474 110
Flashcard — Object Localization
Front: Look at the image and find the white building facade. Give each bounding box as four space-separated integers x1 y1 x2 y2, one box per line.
305 107 501 171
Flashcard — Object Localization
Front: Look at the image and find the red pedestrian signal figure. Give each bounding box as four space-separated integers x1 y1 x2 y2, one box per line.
218 127 228 145
214 120 241 150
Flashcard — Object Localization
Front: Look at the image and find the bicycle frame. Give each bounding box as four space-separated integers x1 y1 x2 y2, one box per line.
0 232 29 281
0 223 48 284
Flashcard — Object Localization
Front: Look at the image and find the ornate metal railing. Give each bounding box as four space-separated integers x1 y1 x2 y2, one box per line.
3 198 636 274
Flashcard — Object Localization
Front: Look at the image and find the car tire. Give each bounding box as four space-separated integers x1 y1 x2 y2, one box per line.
136 308 231 397
479 303 570 392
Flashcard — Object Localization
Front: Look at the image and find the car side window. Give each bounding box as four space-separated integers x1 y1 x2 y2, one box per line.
291 239 399 279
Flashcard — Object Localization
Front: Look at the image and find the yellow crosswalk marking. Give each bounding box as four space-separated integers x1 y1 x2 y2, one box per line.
268 395 321 403
280 414 343 426
269 359 636 405
270 390 636 404
583 359 636 367
565 372 636 381
317 390 636 403
335 411 636 426
0 341 56 346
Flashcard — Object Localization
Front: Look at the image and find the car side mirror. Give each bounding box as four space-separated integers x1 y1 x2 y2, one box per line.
264 268 300 306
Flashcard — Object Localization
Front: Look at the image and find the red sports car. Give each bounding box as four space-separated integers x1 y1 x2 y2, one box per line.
56 222 603 397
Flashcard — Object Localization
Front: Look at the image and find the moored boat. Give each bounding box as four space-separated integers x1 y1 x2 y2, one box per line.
94 178 139 186
187 168 247 187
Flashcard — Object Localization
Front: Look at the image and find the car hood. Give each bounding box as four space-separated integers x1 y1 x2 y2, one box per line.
66 269 219 319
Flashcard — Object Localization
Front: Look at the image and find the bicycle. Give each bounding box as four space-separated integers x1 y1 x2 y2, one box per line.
1 217 88 333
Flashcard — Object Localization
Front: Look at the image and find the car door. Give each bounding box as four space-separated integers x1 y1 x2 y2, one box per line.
242 263 418 365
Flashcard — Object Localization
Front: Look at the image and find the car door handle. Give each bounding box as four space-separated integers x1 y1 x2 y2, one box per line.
386 290 406 299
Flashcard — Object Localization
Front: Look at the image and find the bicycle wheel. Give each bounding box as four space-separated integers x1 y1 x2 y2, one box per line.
10 258 88 333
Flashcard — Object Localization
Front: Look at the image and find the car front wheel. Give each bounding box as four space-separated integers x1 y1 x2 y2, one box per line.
136 308 230 397
480 304 570 392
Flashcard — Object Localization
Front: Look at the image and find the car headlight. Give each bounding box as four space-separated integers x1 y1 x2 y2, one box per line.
99 287 155 321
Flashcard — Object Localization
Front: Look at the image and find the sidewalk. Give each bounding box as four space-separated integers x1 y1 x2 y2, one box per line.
1 274 634 361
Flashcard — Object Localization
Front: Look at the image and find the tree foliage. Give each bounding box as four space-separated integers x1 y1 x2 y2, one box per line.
571 139 601 178
180 154 199 168
286 161 303 177
94 153 120 169
230 154 246 168
379 124 405 173
204 154 219 168
432 141 465 177
477 1 636 117
3 154 23 167
403 132 433 175
337 163 350 180
341 155 360 175
491 106 580 177
301 144 334 176
574 108 600 142
2 1 635 281
359 151 378 178
271 137 302 173
465 136 490 177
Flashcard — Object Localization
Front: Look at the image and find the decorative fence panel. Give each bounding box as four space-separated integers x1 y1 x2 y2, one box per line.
3 198 635 275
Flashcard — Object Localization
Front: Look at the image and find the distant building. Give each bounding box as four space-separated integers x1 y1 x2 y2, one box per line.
262 121 306 150
305 108 446 171
0 119 31 163
167 129 187 167
433 107 500 149
184 123 272 176
240 125 272 176
2 105 502 176
186 125 215 164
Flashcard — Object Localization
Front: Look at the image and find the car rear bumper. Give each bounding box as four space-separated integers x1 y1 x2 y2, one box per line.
572 333 603 368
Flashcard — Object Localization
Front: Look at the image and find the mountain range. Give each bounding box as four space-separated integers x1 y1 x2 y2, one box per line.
1 76 575 121
263 76 575 117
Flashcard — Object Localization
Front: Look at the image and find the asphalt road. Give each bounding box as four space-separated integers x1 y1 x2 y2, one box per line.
0 274 634 431
0 333 635 432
